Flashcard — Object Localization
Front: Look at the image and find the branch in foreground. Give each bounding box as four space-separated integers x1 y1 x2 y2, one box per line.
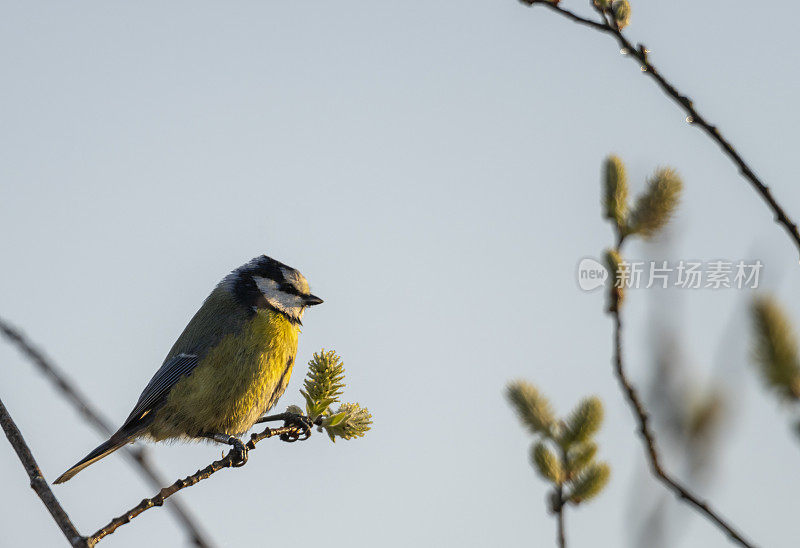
521 0 800 257
0 396 88 548
91 349 371 544
0 317 213 548
89 421 307 544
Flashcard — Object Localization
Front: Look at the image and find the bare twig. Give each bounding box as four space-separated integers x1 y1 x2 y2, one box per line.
609 295 757 547
520 0 800 257
0 317 213 548
554 485 566 548
89 422 309 544
0 396 89 548
551 442 569 548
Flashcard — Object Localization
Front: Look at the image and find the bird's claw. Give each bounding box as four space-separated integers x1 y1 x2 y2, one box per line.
288 414 313 431
230 438 248 467
280 414 313 442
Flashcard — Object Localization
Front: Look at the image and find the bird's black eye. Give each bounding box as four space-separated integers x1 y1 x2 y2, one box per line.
279 283 302 296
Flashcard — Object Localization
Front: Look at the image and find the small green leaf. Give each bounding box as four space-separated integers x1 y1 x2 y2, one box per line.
322 412 347 428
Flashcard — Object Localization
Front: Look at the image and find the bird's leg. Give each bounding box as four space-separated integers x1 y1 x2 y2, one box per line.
256 412 314 441
205 433 248 467
255 412 292 424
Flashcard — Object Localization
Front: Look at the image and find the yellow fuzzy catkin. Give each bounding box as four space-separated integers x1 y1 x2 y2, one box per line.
627 167 683 239
603 155 629 229
751 296 800 400
568 463 611 503
506 380 556 434
532 442 562 484
612 0 631 30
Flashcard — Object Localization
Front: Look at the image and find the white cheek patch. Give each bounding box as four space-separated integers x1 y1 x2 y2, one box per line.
253 276 305 321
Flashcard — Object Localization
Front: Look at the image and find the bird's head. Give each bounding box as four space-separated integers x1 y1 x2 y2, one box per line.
227 255 323 324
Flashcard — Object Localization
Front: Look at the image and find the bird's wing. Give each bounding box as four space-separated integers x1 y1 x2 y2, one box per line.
54 352 201 483
120 352 200 430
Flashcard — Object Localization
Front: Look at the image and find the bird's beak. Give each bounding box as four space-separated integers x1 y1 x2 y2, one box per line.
303 294 324 306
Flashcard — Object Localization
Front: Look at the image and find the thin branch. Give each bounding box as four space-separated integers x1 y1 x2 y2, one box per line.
610 297 757 547
0 396 89 548
0 317 213 548
89 422 309 545
522 0 607 30
521 0 800 257
552 442 568 548
554 486 566 548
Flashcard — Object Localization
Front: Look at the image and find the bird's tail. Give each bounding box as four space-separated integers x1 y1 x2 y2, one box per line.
53 433 131 484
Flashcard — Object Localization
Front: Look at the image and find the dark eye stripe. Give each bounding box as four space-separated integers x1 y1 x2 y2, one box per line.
280 284 303 296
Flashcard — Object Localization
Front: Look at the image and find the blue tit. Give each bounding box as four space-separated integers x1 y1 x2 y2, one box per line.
54 255 323 484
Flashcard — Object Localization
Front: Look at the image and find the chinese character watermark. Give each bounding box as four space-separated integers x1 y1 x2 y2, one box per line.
577 258 763 291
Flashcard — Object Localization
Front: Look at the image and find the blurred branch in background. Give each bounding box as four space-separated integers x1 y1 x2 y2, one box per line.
0 316 214 547
602 156 756 547
629 295 730 548
750 296 800 438
0 396 88 547
518 0 800 257
507 381 610 548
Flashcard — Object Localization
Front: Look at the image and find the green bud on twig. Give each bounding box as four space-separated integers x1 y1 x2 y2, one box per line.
604 249 624 285
751 296 800 400
323 402 373 442
603 155 629 229
566 442 598 474
612 0 631 30
604 248 625 309
532 442 563 484
507 381 556 434
567 462 610 503
300 350 346 420
559 397 604 446
507 382 610 505
297 350 373 442
627 167 682 239
686 389 725 443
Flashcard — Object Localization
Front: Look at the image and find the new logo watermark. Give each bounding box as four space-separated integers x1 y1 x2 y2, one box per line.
577 258 609 291
577 258 763 291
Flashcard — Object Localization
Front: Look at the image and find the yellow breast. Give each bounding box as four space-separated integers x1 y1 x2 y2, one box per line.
148 309 300 440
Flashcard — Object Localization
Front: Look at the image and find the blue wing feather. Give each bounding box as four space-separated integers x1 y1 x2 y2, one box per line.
121 353 199 428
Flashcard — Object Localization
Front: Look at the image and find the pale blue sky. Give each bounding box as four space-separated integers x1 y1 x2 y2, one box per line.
2 1 800 547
